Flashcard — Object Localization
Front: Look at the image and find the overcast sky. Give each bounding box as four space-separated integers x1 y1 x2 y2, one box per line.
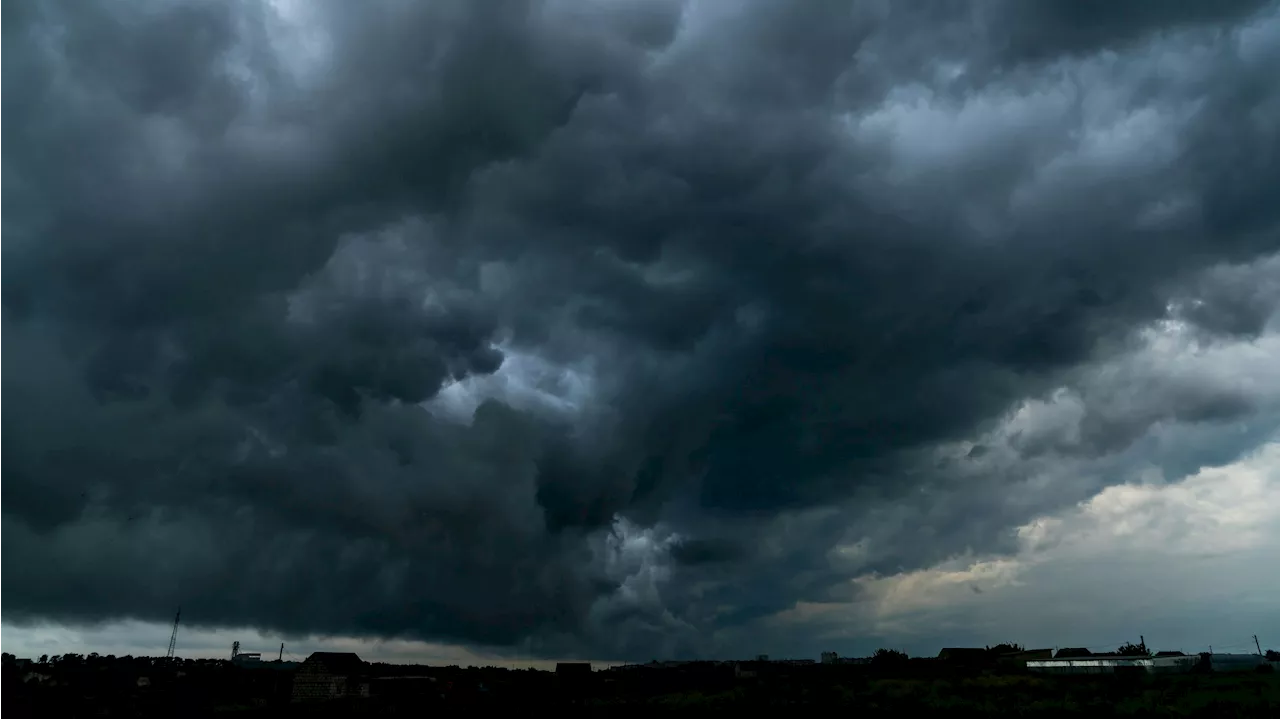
3 0 1279 665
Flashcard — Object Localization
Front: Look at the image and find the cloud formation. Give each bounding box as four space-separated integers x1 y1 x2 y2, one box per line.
767 439 1280 657
4 0 1279 660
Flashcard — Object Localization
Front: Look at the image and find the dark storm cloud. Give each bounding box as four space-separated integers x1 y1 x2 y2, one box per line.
3 0 1279 660
1170 254 1280 339
995 0 1276 62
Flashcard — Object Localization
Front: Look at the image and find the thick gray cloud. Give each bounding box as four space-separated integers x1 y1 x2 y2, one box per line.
994 0 1277 62
3 0 1279 660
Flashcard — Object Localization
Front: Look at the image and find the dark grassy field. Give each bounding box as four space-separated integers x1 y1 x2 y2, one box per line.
591 671 1280 715
7 659 1277 717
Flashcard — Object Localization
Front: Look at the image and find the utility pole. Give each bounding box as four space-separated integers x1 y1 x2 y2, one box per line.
279 643 284 662
1255 635 1263 656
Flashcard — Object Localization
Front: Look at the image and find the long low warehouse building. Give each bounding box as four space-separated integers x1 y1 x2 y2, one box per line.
1027 654 1269 675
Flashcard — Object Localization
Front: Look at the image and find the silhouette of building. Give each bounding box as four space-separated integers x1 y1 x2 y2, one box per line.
291 652 369 702
1028 655 1201 675
1054 648 1093 659
1206 653 1268 672
371 675 439 701
937 648 988 665
556 662 592 686
996 648 1054 667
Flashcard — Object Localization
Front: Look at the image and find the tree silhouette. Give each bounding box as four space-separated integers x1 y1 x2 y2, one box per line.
1116 641 1151 657
987 643 1025 655
871 648 909 666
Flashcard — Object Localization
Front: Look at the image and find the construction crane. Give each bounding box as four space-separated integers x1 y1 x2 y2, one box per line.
166 608 181 659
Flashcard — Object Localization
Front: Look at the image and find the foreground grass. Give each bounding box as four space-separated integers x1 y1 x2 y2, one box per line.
588 671 1280 715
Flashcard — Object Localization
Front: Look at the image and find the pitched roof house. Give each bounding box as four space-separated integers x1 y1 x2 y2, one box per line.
937 648 989 663
291 652 369 702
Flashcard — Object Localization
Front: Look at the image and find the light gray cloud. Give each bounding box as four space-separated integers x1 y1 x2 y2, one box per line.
761 440 1280 658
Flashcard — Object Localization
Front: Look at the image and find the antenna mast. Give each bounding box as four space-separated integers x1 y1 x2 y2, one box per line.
166 607 181 659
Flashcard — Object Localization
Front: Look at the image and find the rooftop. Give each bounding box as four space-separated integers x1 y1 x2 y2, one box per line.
305 652 366 675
